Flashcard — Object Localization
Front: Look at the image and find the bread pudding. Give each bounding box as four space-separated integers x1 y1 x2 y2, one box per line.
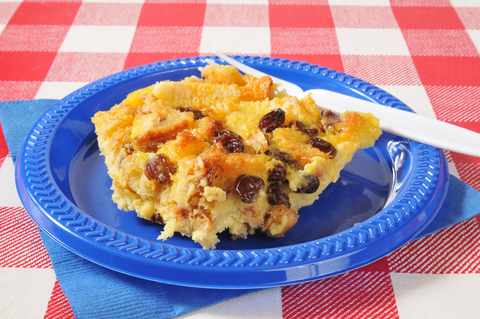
92 64 382 249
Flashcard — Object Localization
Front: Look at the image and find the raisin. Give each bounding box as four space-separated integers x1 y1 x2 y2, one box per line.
259 109 285 133
144 153 174 184
177 106 206 120
151 213 164 224
265 149 298 167
307 137 337 159
268 163 287 182
296 174 320 194
267 183 290 208
235 174 265 204
214 129 244 153
323 110 340 126
290 119 319 137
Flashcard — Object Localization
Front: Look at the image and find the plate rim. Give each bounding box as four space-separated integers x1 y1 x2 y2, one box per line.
15 55 449 288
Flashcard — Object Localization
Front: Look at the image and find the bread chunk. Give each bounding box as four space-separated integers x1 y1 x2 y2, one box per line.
92 64 382 249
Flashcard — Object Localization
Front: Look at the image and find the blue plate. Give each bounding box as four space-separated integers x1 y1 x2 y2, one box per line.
16 56 449 288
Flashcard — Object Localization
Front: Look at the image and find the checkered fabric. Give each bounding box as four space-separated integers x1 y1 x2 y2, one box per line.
1 0 480 318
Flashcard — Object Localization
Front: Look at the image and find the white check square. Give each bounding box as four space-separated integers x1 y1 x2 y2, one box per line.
456 7 480 30
35 82 90 100
0 157 23 208
468 30 480 53
336 28 410 56
200 26 270 55
391 273 480 319
0 268 56 318
379 85 436 119
451 0 480 7
59 26 136 53
183 288 282 318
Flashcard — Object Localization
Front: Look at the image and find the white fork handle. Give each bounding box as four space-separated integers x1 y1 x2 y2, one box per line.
307 89 480 157
213 51 305 95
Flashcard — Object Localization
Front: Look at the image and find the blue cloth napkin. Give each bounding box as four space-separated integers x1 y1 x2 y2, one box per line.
2 99 480 319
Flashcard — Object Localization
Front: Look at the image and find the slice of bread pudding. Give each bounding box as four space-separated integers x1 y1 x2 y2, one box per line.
92 64 382 249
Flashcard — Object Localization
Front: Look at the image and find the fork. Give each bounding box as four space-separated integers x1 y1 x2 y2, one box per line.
212 51 480 158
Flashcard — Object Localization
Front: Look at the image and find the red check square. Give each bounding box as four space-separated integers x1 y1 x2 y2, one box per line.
424 85 480 123
46 52 127 82
403 29 479 57
8 2 81 25
446 144 480 182
0 2 21 24
361 256 391 273
0 52 56 81
343 55 421 86
204 4 269 27
73 3 143 26
282 269 398 318
330 5 399 29
130 26 202 53
269 5 334 28
392 6 465 30
138 3 207 27
0 25 70 52
271 28 340 55
0 126 8 159
456 7 480 30
44 280 75 319
0 81 42 101
388 218 480 274
0 207 52 269
455 162 480 191
412 56 480 86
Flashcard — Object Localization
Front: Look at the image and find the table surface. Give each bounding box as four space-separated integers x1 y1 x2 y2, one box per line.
1 0 480 318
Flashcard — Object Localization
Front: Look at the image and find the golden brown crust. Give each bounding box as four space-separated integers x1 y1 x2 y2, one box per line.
262 205 299 237
241 75 276 101
132 113 194 152
201 64 247 86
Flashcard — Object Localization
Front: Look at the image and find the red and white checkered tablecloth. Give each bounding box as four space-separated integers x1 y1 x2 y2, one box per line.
1 0 480 318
